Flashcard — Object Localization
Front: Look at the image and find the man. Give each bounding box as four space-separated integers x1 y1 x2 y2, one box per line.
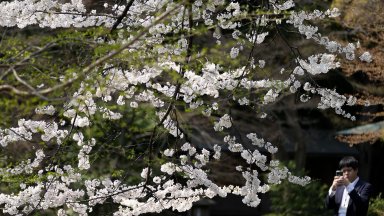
325 156 372 216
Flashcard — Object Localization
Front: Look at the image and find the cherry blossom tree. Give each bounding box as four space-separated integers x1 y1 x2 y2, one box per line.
0 0 372 215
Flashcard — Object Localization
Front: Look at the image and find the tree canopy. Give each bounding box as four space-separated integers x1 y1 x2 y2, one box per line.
0 0 374 215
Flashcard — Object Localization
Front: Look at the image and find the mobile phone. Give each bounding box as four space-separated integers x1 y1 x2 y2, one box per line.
336 170 343 176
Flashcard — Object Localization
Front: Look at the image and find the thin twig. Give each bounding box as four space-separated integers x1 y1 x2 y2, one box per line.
0 42 57 80
12 68 49 100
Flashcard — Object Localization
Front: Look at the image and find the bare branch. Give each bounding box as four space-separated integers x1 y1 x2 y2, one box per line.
12 68 49 100
110 0 135 33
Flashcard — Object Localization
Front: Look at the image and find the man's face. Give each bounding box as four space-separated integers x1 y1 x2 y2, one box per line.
341 166 358 182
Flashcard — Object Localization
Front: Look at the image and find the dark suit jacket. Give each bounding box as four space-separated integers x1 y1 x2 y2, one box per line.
325 179 372 216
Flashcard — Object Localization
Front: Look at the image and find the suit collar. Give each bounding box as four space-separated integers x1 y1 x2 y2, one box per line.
354 178 365 191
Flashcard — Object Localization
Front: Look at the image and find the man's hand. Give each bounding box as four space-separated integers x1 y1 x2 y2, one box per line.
331 176 348 190
339 176 351 186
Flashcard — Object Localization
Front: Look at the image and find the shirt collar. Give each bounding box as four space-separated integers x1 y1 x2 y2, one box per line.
350 176 359 187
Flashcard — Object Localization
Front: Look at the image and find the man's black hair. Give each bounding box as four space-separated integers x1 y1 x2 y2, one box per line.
339 156 359 170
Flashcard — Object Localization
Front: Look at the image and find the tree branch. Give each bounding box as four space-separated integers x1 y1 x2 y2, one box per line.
110 0 135 33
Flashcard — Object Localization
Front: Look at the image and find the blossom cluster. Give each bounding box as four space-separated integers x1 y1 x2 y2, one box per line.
0 119 68 147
